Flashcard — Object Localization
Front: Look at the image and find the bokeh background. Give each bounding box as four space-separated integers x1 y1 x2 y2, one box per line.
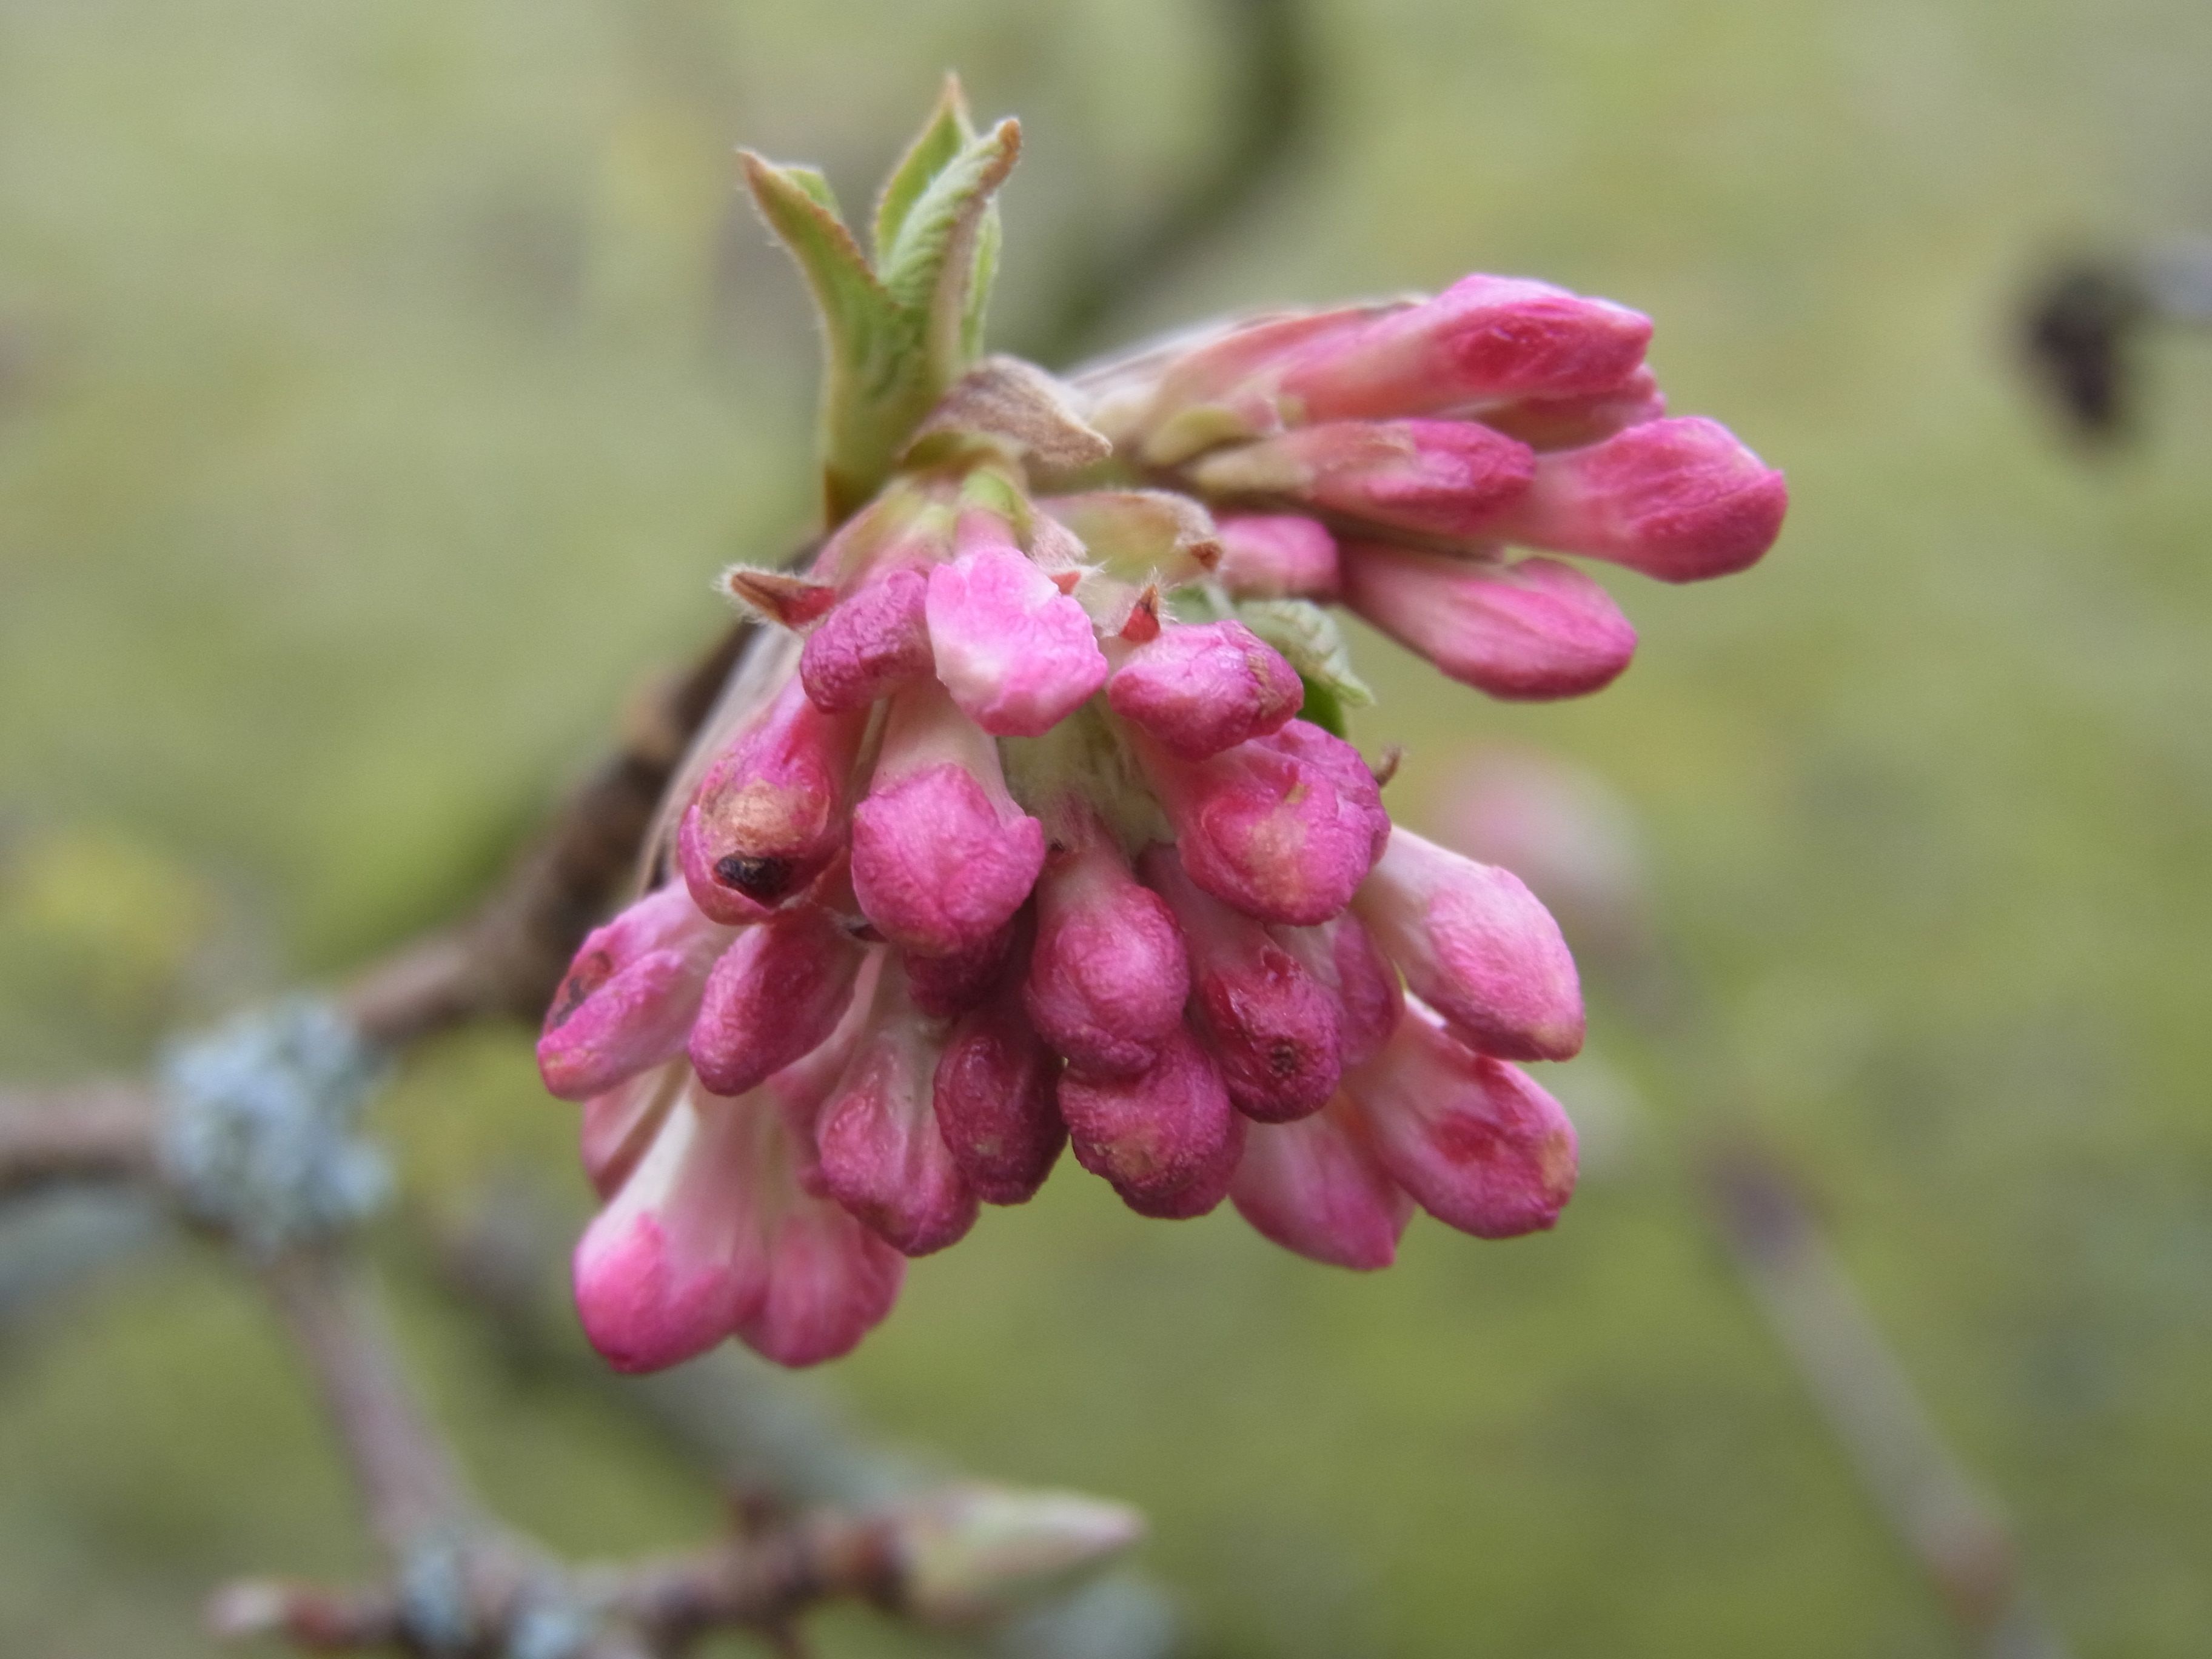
4 1 2210 1654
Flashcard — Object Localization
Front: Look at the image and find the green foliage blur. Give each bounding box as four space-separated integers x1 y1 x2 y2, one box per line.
4 1 2210 1654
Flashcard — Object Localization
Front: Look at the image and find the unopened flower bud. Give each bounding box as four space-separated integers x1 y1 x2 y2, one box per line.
801 569 935 712
902 917 1018 1019
1107 620 1304 760
687 904 867 1098
1269 910 1404 1069
1058 1024 1239 1215
677 678 868 922
925 515 1108 736
1342 1000 1578 1238
1478 364 1666 452
934 970 1066 1204
1118 1110 1245 1219
1463 415 1787 582
851 678 1048 956
734 1188 905 1368
1213 513 1341 600
1024 814 1188 1076
1141 845 1341 1122
1230 1097 1412 1269
1139 720 1390 926
1187 419 1535 541
1353 827 1583 1061
815 965 980 1256
538 885 731 1101
1339 541 1637 700
891 1484 1147 1627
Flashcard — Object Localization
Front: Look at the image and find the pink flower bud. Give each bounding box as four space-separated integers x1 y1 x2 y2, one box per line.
1230 1097 1412 1269
1352 828 1583 1062
1118 306 1386 462
686 904 868 1098
1213 514 1341 600
1276 275 1653 422
1478 365 1666 452
1024 816 1188 1076
734 1182 906 1368
924 517 1109 737
1342 1000 1578 1238
1339 541 1637 701
1139 720 1390 926
572 1088 771 1372
1106 620 1304 760
934 973 1067 1205
902 917 1017 1019
814 965 980 1256
677 677 868 923
1467 415 1788 582
538 884 732 1101
850 679 1048 956
1058 1024 1240 1215
1269 910 1404 1069
1188 420 1535 541
578 1065 685 1201
1120 1110 1245 1219
762 949 886 1201
1141 845 1341 1122
800 569 934 712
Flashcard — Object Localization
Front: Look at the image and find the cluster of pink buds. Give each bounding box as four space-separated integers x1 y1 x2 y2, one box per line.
538 82 1786 1369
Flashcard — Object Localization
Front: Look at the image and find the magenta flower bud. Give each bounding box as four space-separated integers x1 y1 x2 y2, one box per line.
800 569 934 712
1342 1000 1578 1238
734 1185 906 1368
1107 620 1304 760
1188 419 1536 541
1276 275 1654 422
902 914 1018 1020
1213 514 1341 600
572 1088 771 1372
1140 845 1341 1122
1339 541 1637 701
924 517 1109 737
1270 910 1404 1069
1023 814 1189 1077
1478 365 1666 452
1058 1024 1240 1214
677 677 868 923
1139 720 1390 926
1119 1110 1245 1220
686 904 867 1098
814 965 980 1256
762 948 886 1202
578 1065 685 1201
1469 415 1788 583
851 679 1048 956
1352 827 1583 1062
538 884 732 1102
1230 1098 1412 1269
934 974 1067 1205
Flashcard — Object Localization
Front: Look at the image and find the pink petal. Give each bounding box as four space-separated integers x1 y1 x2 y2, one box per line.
1231 1097 1412 1269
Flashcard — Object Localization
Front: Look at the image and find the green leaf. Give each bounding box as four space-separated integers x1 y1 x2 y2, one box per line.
879 118 1021 391
1238 598 1376 716
872 75 974 263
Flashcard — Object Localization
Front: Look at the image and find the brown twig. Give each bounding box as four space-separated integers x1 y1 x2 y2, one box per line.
0 1080 159 1199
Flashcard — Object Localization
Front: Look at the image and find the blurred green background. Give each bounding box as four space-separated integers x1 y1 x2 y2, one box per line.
3 1 2210 1654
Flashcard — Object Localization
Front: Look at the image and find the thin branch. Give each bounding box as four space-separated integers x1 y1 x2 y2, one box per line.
0 1081 159 1199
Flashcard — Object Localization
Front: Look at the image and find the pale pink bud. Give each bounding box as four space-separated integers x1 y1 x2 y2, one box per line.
814 966 980 1256
1270 910 1404 1069
734 1183 906 1368
851 679 1048 956
572 1088 770 1372
1058 1024 1239 1215
687 904 867 1098
1187 420 1535 541
677 677 868 922
1339 541 1637 701
800 569 934 712
1467 415 1787 582
1107 620 1304 760
578 1065 685 1201
1276 274 1653 422
1023 814 1189 1077
1344 1000 1577 1237
1139 720 1391 926
1352 827 1583 1062
1230 1097 1412 1269
1141 845 1341 1122
902 917 1017 1019
925 518 1109 737
1213 514 1341 600
1478 365 1666 451
538 884 731 1101
934 974 1067 1205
